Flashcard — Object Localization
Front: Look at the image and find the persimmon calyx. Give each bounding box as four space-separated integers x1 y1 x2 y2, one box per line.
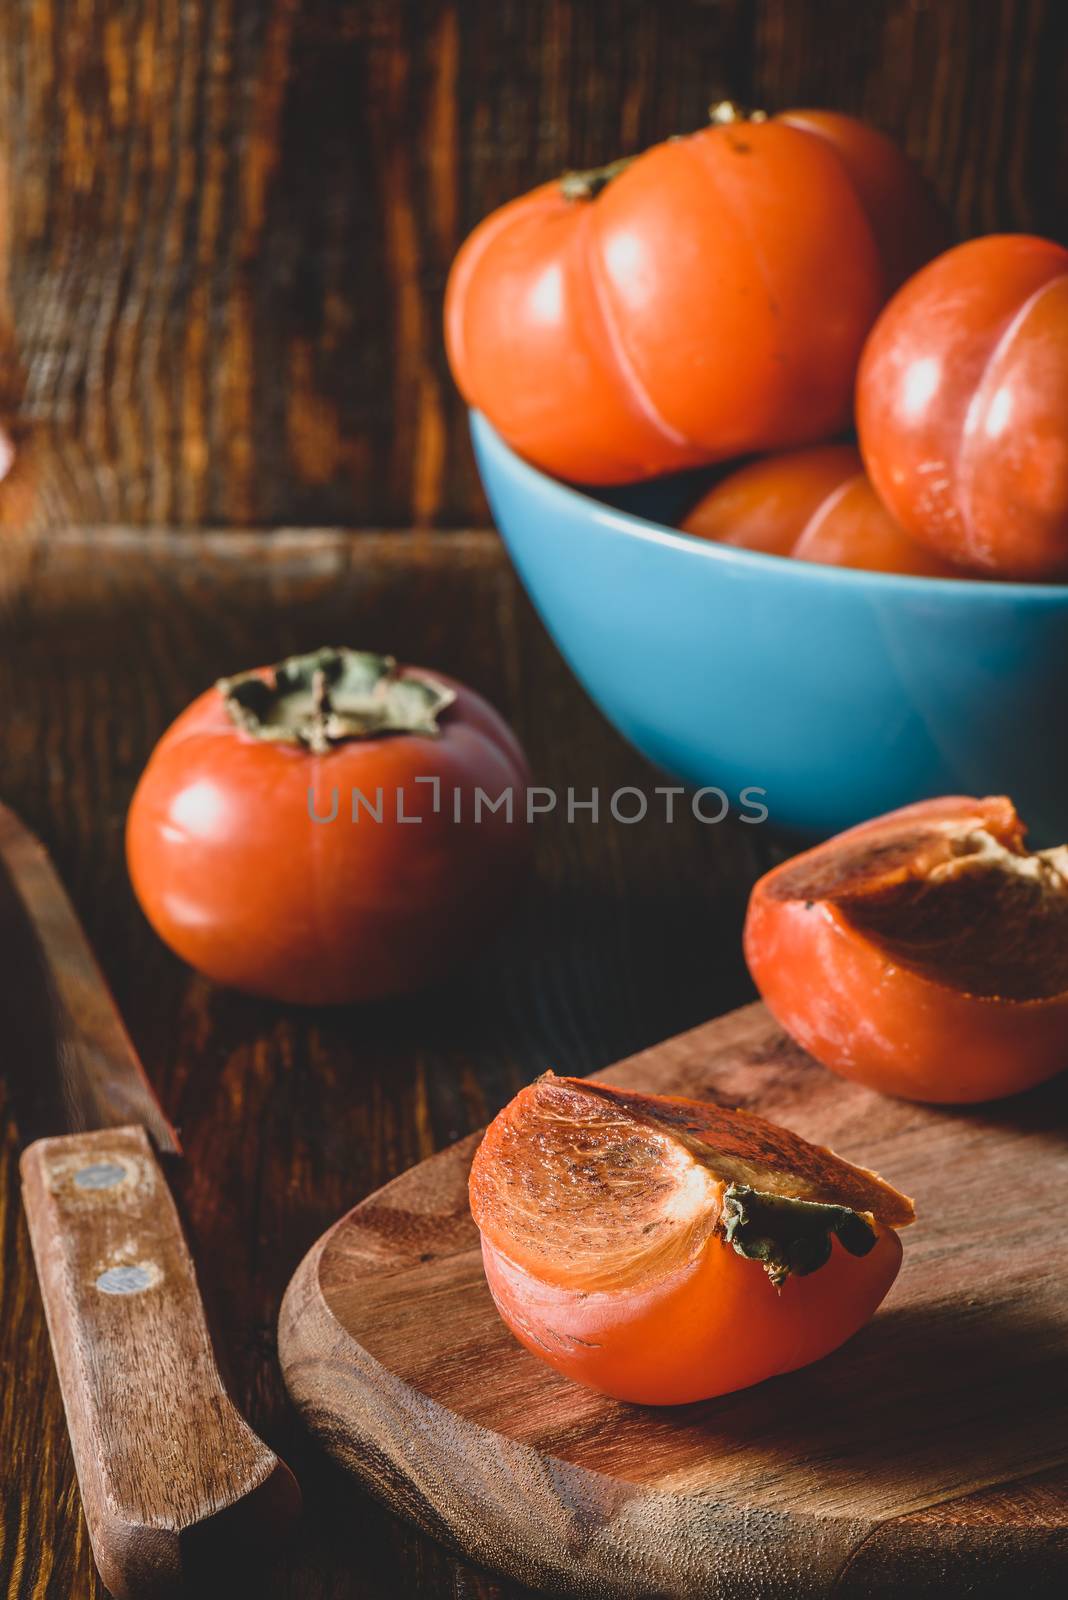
218 647 456 752
722 1184 876 1286
559 101 769 202
559 156 635 201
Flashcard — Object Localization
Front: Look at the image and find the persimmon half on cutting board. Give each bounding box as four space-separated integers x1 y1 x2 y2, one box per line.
469 1074 913 1405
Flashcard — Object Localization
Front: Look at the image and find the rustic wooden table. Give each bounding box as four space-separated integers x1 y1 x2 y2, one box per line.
0 525 771 1599
4 4 1068 1592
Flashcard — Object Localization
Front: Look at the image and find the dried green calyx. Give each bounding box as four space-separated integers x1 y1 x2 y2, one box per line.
560 156 636 201
559 102 770 203
722 1184 876 1287
217 647 456 753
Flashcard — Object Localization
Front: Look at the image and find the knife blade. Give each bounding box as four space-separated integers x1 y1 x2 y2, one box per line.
0 804 300 1598
0 807 180 1152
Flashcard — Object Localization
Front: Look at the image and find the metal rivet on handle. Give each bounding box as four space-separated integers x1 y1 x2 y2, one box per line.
95 1264 156 1296
74 1162 127 1191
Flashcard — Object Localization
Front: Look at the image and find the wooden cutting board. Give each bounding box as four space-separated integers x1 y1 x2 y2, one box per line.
278 1004 1068 1598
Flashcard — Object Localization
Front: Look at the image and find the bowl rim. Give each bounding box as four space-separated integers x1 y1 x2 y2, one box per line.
471 410 1068 604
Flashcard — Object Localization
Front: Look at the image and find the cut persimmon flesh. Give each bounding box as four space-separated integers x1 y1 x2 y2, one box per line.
470 1075 912 1405
745 795 1068 1103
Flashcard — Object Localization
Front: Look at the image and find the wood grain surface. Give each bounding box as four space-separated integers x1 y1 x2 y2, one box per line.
2 0 1068 529
0 526 770 1598
278 1003 1068 1597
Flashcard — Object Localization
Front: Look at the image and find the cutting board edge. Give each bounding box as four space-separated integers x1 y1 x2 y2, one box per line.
279 1226 1067 1599
279 1225 883 1599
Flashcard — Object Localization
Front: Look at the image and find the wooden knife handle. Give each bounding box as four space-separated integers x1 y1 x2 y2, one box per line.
20 1124 300 1599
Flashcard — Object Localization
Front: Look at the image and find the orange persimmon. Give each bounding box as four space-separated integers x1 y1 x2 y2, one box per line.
745 795 1068 1103
126 647 530 1005
680 444 963 576
857 236 1068 580
469 1075 912 1405
447 105 945 485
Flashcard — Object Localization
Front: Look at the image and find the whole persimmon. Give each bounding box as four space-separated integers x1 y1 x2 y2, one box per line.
447 105 945 485
857 235 1068 579
681 444 962 575
127 648 530 1005
745 795 1068 1103
470 1074 912 1405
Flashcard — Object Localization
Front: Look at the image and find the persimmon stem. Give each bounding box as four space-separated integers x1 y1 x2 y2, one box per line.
312 666 333 714
307 668 334 753
708 99 768 125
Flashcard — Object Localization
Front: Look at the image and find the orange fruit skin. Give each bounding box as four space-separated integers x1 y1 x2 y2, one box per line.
481 1225 902 1406
745 796 1068 1104
857 235 1068 579
446 112 945 485
682 444 863 558
777 110 947 301
681 444 962 576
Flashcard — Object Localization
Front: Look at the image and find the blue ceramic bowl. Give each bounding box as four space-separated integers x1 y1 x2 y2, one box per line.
471 411 1068 843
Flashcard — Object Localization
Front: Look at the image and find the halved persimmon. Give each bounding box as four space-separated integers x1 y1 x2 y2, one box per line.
745 795 1068 1103
469 1075 912 1405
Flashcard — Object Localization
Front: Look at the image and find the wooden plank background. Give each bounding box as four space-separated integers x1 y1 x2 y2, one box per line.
1 0 1067 531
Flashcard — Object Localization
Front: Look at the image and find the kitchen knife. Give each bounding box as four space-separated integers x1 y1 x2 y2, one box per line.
0 803 300 1598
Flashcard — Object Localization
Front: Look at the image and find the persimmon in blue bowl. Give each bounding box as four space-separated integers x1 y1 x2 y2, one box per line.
471 410 1068 842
